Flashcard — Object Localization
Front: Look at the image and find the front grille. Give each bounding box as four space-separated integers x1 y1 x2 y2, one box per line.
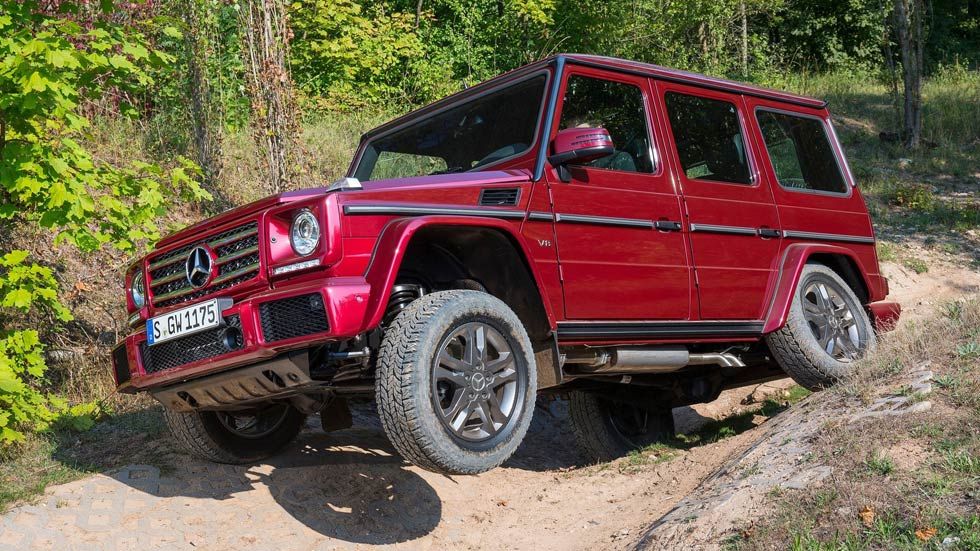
147 221 260 308
259 294 329 343
141 315 242 374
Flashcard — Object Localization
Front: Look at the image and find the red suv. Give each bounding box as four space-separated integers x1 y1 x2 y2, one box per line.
113 55 900 473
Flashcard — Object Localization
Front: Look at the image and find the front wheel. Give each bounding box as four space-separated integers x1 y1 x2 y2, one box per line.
376 290 537 475
766 263 876 390
164 402 306 464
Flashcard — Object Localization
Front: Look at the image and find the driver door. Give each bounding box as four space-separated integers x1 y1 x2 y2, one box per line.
545 68 692 320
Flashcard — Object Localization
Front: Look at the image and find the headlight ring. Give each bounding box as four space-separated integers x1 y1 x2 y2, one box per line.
131 271 146 309
290 209 321 257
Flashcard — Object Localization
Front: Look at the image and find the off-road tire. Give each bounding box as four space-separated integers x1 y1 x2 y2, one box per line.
163 404 305 464
569 391 674 463
766 263 876 391
376 290 537 475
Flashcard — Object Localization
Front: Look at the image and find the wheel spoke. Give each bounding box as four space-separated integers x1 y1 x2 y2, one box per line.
837 333 860 359
492 367 517 386
464 325 488 365
822 332 836 355
447 395 472 432
486 352 513 374
434 365 468 386
439 350 471 373
803 298 823 315
474 400 497 436
487 391 508 425
817 284 832 310
803 307 828 327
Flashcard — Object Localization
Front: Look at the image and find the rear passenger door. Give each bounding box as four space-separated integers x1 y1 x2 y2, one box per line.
743 98 877 276
546 68 692 320
655 83 781 320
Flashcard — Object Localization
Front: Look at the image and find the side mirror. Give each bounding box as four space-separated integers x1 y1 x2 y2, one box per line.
547 127 615 182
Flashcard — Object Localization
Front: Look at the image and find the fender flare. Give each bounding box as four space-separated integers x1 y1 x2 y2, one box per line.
761 243 876 334
359 215 558 333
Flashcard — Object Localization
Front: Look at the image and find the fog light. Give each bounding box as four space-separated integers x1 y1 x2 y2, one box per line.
220 326 243 351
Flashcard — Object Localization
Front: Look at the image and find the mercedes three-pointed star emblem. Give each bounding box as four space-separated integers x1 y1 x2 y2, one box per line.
185 246 214 289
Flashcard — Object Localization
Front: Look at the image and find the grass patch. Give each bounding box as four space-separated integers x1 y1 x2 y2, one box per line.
733 297 980 550
864 452 896 476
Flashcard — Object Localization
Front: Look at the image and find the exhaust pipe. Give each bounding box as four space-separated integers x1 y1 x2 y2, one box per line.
563 346 745 374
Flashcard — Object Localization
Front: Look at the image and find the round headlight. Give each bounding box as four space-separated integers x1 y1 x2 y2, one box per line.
290 209 321 256
131 271 146 309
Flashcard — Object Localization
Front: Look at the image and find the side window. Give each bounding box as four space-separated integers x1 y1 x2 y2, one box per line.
558 75 654 173
664 92 752 185
756 110 847 194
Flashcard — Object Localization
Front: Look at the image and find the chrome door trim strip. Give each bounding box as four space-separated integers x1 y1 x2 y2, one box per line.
527 211 554 221
343 205 526 219
554 213 655 229
688 223 758 236
782 230 875 244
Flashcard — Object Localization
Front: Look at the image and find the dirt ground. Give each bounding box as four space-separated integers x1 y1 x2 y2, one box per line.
1 256 976 551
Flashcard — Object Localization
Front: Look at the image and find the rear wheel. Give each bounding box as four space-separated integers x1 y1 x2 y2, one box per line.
164 402 305 464
569 391 674 463
376 290 537 475
766 263 876 390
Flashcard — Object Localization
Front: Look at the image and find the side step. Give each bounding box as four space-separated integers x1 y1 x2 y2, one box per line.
561 346 745 375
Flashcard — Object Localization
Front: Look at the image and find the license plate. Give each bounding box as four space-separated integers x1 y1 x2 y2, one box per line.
146 299 223 346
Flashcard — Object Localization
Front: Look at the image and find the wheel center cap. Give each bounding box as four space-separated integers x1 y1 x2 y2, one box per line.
471 373 487 391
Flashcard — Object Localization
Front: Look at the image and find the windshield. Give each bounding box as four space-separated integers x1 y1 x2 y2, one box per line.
353 75 547 181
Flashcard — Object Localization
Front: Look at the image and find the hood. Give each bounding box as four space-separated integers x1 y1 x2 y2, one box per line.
155 187 329 248
155 169 532 249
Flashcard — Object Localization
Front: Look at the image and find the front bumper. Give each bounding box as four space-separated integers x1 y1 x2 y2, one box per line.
112 277 371 392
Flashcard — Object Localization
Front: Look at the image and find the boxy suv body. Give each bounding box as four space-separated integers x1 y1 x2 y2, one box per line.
113 55 900 472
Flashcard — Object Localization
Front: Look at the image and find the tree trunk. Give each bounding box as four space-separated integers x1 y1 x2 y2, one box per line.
740 0 748 77
892 0 924 149
182 0 225 202
238 0 299 195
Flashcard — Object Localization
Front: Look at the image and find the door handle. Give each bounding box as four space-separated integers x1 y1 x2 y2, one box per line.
655 220 683 231
757 227 782 239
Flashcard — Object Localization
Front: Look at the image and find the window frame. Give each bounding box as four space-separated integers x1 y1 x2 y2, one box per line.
662 90 759 188
555 69 662 177
753 106 852 198
350 70 551 180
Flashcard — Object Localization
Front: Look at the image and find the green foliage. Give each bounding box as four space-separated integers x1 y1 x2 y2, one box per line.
291 0 431 107
0 1 208 446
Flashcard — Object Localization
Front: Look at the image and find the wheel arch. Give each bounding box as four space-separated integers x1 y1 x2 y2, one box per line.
362 216 557 342
762 243 875 334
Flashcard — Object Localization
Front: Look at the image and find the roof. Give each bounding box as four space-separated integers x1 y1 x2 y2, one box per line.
361 54 826 141
561 54 826 109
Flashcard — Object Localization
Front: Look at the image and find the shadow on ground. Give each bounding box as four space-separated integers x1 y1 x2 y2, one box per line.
48 394 777 545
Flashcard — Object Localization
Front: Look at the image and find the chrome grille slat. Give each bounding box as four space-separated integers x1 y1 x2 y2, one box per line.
216 245 259 265
147 221 260 307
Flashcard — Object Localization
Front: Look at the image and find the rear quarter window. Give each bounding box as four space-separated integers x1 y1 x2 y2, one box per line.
756 110 848 194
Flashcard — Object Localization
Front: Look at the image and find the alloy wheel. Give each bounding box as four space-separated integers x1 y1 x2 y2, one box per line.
801 279 865 361
431 322 523 442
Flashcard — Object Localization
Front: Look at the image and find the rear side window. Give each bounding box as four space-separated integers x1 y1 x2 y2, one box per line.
756 110 847 194
664 92 752 185
559 75 654 173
